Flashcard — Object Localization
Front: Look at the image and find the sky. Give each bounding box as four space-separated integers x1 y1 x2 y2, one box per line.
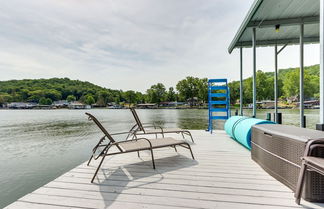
0 0 320 92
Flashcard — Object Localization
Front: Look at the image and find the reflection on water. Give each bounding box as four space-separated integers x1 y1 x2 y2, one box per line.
0 108 320 207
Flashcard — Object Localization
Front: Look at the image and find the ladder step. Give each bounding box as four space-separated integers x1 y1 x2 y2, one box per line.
210 86 228 90
209 108 228 112
208 79 227 83
211 116 228 120
209 101 227 105
209 93 227 97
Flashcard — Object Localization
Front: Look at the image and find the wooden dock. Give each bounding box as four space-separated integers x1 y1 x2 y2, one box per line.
6 130 324 209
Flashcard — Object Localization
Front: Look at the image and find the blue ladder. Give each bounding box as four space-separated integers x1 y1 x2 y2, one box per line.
208 79 231 133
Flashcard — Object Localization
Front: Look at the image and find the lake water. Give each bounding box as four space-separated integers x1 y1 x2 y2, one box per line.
0 108 320 207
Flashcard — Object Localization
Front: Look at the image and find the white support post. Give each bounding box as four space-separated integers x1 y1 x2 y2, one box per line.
319 0 324 130
300 24 305 128
252 28 257 118
240 47 243 116
274 44 278 122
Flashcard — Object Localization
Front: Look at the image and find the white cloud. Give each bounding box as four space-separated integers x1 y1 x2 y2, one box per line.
0 0 319 92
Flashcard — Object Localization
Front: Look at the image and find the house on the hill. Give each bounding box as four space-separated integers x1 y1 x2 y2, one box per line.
7 102 37 109
53 100 69 108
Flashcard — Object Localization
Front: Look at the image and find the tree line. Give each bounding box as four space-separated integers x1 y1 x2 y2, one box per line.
228 64 319 105
0 77 208 106
0 64 320 106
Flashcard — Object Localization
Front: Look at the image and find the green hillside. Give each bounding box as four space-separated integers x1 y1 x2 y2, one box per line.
0 78 132 105
228 64 319 104
0 64 320 106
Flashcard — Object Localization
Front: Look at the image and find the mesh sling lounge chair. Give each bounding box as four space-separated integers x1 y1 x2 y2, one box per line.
295 139 324 204
128 108 194 143
85 112 195 183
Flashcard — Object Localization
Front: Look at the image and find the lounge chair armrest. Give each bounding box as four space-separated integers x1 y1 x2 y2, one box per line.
142 122 157 126
308 144 324 156
128 124 139 132
146 122 162 127
142 125 164 131
304 138 324 157
111 138 153 148
110 131 132 136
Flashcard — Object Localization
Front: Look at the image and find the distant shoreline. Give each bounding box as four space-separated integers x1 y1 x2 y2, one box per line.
0 107 319 110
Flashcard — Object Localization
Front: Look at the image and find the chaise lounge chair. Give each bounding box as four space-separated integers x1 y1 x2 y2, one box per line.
85 112 195 183
295 139 324 204
128 108 194 143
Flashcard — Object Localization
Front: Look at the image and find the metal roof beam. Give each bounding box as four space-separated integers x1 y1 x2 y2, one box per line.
247 16 319 28
228 0 264 53
236 36 319 47
277 43 288 55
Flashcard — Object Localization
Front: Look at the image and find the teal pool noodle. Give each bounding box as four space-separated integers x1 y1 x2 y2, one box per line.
224 116 275 150
233 118 275 149
224 116 248 138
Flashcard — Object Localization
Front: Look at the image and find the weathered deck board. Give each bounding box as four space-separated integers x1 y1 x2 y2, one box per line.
6 130 324 209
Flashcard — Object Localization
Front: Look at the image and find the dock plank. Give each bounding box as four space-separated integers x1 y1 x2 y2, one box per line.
6 130 324 209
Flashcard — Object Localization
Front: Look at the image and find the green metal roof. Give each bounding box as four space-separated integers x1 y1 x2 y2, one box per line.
228 0 320 53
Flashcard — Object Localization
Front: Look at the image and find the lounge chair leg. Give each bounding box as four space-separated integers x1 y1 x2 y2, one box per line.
187 144 195 160
174 146 178 152
155 133 158 139
187 132 194 143
150 149 156 169
126 133 131 140
181 132 185 139
137 151 140 157
91 150 108 183
87 155 93 166
295 162 307 205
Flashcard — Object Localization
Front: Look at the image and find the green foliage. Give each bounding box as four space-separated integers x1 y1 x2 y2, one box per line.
282 69 299 98
84 94 95 105
124 90 137 104
229 64 319 104
176 77 207 106
146 83 166 105
197 78 208 103
0 78 125 105
39 97 52 105
0 64 320 107
228 81 240 104
135 92 145 103
167 87 176 101
96 91 110 106
0 93 13 104
66 95 76 102
256 70 274 101
282 68 319 99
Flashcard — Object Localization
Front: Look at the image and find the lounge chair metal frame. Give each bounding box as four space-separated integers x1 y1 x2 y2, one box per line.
128 108 194 143
295 138 324 204
85 113 195 183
